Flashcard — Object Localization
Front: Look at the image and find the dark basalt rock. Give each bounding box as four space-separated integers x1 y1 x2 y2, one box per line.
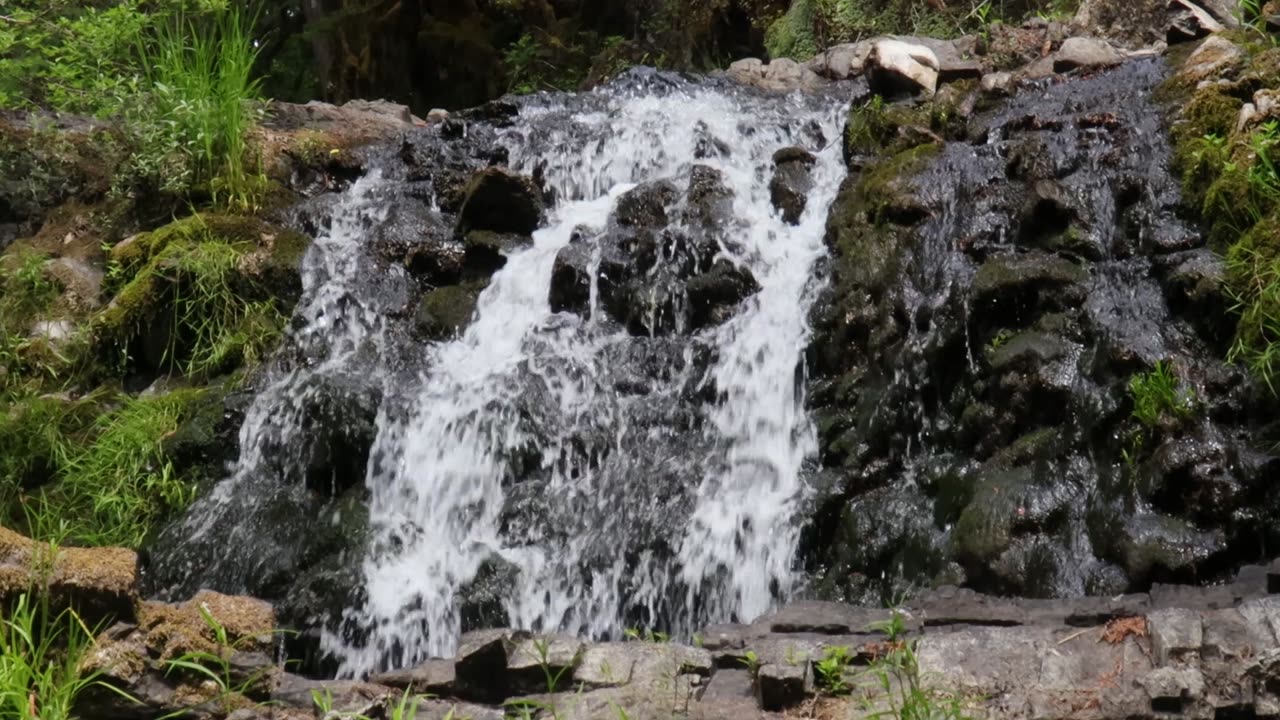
457 167 544 236
769 146 817 225
805 58 1280 604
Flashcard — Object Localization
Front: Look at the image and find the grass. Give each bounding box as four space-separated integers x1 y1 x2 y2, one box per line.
134 3 265 209
3 390 202 548
1128 361 1195 429
0 592 121 720
857 610 975 720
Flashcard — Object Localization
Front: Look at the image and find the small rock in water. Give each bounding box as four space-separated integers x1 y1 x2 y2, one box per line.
866 39 940 97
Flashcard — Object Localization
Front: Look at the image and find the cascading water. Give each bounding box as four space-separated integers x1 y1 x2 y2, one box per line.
323 76 848 675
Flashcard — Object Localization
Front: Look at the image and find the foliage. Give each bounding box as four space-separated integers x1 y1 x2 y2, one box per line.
19 391 201 548
0 1 265 209
815 645 852 694
1128 361 1195 428
857 610 974 720
0 592 120 720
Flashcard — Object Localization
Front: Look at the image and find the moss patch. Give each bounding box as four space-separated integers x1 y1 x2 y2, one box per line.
93 214 308 378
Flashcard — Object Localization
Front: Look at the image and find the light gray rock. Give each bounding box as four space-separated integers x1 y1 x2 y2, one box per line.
371 658 456 695
808 41 873 79
1148 608 1204 664
1179 35 1246 83
866 39 940 96
726 57 823 92
1054 37 1126 72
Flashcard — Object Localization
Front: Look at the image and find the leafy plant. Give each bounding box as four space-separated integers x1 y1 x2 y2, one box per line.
738 649 762 676
1128 361 1195 428
133 3 266 209
0 592 128 720
815 645 852 695
859 610 974 720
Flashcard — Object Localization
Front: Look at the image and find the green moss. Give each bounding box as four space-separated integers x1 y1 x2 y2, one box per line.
93 213 307 378
416 282 486 340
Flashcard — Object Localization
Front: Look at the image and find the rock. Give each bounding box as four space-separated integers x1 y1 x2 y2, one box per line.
506 634 583 693
615 180 679 227
0 526 136 625
1118 513 1224 579
1139 666 1206 708
455 629 516 700
981 71 1017 96
971 253 1088 320
725 57 823 92
457 167 544 236
372 658 457 696
415 282 484 340
808 42 873 79
271 675 393 712
1148 609 1203 664
1167 0 1226 42
1178 35 1246 83
463 230 532 275
769 146 816 224
866 39 940 97
756 662 810 710
686 260 760 330
1053 37 1125 72
46 256 103 311
427 108 450 122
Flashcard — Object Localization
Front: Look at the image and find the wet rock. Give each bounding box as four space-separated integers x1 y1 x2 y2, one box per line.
1167 0 1226 42
866 39 940 97
769 146 816 224
0 526 136 625
455 629 515 700
972 253 1087 321
615 180 679 227
457 167 544 236
1117 513 1224 579
415 282 484 340
1177 35 1246 84
462 230 532 276
686 164 734 227
1053 37 1126 72
686 261 760 330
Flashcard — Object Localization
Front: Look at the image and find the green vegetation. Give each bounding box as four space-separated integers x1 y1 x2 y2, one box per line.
0 592 123 720
1128 361 1195 428
1165 41 1280 390
859 611 974 720
815 644 853 694
160 604 273 716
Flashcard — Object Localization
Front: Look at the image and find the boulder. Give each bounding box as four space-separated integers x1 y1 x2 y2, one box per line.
0 526 137 625
415 282 485 340
756 662 811 710
769 146 816 224
1053 37 1126 72
457 167 544 236
866 39 940 97
1176 35 1245 84
807 42 874 79
726 58 823 92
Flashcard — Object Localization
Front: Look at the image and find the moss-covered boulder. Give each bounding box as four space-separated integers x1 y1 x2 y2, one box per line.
92 214 310 378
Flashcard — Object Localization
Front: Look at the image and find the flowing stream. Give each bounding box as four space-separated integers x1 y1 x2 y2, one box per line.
150 73 849 677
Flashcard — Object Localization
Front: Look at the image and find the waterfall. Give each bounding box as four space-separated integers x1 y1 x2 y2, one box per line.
321 77 847 675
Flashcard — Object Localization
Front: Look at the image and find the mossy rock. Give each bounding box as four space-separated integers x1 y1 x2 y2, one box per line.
93 214 309 377
951 466 1032 563
415 282 487 340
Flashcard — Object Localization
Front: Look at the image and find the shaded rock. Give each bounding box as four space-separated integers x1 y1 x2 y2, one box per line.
1167 0 1226 42
769 146 816 224
1054 37 1126 72
457 167 543 236
756 662 810 710
506 634 583 693
0 526 136 625
462 230 532 275
866 39 940 97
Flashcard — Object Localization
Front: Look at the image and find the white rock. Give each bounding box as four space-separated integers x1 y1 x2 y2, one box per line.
981 71 1016 95
426 108 450 122
866 39 939 97
1054 37 1125 72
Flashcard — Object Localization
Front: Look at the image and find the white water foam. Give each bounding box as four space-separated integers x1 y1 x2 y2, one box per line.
327 81 847 675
